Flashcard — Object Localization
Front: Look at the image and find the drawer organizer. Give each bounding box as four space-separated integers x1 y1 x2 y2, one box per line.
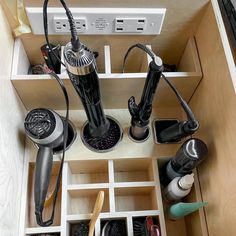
22 157 207 236
11 37 202 110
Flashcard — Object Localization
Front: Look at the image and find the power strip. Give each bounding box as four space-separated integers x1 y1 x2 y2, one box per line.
26 7 166 35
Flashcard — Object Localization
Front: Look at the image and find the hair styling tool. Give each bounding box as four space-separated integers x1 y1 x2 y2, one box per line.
24 70 74 226
89 191 104 236
43 0 122 152
123 44 164 142
41 43 61 74
123 43 199 143
24 106 75 226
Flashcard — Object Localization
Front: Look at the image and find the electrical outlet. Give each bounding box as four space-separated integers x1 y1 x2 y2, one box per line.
26 7 166 35
115 18 146 33
54 16 87 33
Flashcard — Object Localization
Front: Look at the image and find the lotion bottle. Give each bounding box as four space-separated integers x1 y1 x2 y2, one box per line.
164 173 194 202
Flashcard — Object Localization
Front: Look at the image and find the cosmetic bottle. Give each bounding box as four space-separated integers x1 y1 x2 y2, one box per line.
168 201 208 220
164 174 194 202
163 138 208 184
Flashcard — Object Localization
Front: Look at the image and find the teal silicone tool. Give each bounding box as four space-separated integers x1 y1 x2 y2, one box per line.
169 201 208 220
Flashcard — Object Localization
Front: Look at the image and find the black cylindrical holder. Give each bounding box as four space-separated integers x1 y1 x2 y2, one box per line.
129 60 164 142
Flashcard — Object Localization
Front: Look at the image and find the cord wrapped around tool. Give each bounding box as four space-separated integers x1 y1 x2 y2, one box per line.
123 43 199 142
123 44 164 141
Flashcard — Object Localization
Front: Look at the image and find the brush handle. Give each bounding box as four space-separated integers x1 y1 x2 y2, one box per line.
89 191 104 236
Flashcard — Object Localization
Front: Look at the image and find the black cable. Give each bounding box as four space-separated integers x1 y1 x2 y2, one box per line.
161 73 198 127
43 0 66 67
42 1 73 226
122 43 156 73
47 71 69 224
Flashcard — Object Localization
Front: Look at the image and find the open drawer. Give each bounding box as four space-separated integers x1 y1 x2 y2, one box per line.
22 157 207 236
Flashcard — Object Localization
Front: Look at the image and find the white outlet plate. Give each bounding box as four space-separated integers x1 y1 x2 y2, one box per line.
26 7 166 35
54 17 87 33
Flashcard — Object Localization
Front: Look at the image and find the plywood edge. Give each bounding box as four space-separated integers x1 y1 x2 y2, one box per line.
152 159 167 236
178 37 202 76
193 168 209 236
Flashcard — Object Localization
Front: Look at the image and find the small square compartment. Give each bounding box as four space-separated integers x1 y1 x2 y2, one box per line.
27 163 61 228
114 159 154 182
132 216 160 236
68 160 109 184
152 119 180 144
101 218 128 236
67 189 110 215
115 187 158 212
70 221 90 236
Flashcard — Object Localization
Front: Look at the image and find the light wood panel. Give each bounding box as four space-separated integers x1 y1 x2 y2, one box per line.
190 2 236 236
11 38 202 110
0 5 27 236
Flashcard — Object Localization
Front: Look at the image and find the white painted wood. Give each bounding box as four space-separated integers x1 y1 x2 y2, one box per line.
113 181 156 188
104 45 111 74
67 210 160 221
11 38 30 76
67 183 110 190
127 216 134 236
61 162 69 236
25 226 61 234
0 5 27 236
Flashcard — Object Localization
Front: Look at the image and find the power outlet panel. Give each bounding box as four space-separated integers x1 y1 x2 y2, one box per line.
54 17 87 33
26 7 166 35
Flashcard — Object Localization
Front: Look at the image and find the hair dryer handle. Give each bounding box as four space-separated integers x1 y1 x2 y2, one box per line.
34 146 53 226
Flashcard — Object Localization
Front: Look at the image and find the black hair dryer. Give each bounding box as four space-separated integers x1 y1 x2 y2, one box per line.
24 108 76 226
64 43 123 152
123 44 164 142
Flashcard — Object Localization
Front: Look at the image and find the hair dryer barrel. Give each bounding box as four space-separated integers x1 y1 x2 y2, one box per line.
64 42 110 138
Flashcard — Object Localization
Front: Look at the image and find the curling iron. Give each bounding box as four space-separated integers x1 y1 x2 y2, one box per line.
123 44 199 142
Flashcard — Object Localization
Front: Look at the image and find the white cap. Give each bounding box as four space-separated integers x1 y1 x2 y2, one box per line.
179 173 194 189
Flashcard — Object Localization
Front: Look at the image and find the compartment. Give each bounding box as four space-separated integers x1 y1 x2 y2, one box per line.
10 37 202 110
132 216 161 236
101 218 128 236
157 159 208 236
27 163 61 228
113 158 154 182
115 187 158 212
67 189 110 215
67 160 109 185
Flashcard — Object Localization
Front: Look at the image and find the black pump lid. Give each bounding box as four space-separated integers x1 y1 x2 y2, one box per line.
183 138 208 159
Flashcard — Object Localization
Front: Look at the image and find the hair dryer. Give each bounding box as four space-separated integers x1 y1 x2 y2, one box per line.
24 108 75 226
